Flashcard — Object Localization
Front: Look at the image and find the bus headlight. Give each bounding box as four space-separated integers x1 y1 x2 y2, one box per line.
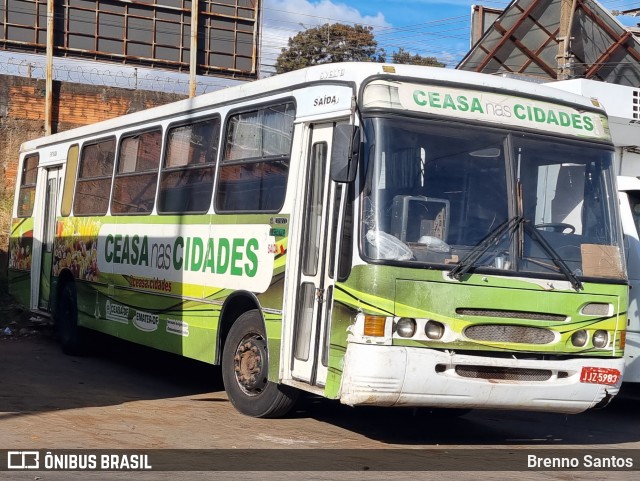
364 316 386 337
592 330 609 348
395 318 416 338
425 320 445 340
571 329 588 347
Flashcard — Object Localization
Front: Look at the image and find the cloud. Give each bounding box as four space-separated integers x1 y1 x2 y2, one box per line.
260 0 390 75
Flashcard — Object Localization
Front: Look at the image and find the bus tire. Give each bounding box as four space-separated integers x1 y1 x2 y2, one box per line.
56 281 87 356
222 310 298 418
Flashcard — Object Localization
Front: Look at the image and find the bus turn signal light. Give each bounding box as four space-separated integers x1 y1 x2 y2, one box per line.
364 316 386 337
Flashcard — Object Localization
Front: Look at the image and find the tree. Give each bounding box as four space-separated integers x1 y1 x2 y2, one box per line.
275 23 386 74
392 48 446 68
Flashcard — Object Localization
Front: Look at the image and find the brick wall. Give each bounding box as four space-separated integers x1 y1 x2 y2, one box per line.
0 74 186 261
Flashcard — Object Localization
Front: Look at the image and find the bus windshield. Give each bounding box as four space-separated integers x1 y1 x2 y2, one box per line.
361 116 623 281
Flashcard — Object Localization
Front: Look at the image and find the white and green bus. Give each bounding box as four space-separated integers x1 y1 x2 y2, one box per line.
9 63 628 417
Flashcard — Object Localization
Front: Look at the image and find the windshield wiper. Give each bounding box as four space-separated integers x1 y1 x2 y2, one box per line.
523 222 583 291
449 216 524 281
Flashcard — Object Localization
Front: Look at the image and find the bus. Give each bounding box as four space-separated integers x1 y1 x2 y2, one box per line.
8 62 628 417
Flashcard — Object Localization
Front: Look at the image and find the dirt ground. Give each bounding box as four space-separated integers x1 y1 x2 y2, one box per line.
2 284 640 480
0 287 41 340
0 309 378 450
2 329 640 481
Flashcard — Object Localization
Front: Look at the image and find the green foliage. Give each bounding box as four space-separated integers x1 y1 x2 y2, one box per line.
275 23 386 74
392 48 446 68
274 24 447 74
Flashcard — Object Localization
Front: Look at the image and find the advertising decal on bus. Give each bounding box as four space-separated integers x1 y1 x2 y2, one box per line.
52 218 278 293
393 83 611 140
96 223 274 292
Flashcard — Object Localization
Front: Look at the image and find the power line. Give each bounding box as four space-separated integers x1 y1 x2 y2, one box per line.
4 0 635 80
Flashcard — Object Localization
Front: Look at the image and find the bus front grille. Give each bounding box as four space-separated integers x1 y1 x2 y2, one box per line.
464 325 555 344
454 365 552 382
456 308 566 322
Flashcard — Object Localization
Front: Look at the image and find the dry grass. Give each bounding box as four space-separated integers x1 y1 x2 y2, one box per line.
0 188 13 287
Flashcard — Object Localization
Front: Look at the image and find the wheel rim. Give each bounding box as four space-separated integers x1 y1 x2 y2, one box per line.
233 332 268 396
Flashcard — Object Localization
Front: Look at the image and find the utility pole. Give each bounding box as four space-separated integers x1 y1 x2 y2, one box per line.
189 0 199 98
557 0 577 80
45 0 54 135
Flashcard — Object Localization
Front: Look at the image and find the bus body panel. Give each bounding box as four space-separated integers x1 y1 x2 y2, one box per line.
54 213 289 368
340 343 624 413
8 217 34 307
324 264 626 406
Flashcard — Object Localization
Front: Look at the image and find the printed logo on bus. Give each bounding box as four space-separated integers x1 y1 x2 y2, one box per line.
385 83 611 141
166 319 189 337
105 300 129 324
313 94 339 106
96 224 275 293
133 311 159 332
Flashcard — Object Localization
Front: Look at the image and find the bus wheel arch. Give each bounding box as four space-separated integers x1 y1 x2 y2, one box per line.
54 272 87 355
221 309 298 417
217 291 262 365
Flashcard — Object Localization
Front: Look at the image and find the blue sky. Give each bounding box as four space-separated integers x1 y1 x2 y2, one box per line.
260 0 640 73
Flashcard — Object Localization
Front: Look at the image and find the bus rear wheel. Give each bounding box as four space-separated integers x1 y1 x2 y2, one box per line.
222 310 298 418
55 281 87 356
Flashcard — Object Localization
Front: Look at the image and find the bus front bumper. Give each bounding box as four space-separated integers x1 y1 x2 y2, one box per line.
339 343 624 414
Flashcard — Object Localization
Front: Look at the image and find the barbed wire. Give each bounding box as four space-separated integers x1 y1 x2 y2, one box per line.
4 51 640 93
0 55 245 95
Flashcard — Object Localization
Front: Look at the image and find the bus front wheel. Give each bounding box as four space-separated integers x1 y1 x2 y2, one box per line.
56 282 87 356
222 310 298 418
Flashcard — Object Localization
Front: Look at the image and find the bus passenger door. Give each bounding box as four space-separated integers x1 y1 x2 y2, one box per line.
36 167 62 311
291 123 343 387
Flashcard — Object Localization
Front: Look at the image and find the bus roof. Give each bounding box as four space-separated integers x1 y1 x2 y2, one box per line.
20 62 607 153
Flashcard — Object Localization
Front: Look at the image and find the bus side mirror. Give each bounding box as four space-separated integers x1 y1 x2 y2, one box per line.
330 125 360 183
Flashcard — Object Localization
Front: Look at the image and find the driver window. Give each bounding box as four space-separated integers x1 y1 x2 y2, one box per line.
535 164 585 235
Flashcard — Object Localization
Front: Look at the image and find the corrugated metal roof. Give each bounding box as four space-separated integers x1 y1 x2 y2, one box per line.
458 0 640 87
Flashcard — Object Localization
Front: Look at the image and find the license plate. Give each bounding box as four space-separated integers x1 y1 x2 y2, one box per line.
580 367 621 385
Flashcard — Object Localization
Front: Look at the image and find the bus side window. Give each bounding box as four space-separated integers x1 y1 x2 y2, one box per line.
629 192 640 236
16 153 39 218
61 145 79 217
216 102 295 212
337 183 354 282
73 137 116 216
157 116 220 214
112 129 162 214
